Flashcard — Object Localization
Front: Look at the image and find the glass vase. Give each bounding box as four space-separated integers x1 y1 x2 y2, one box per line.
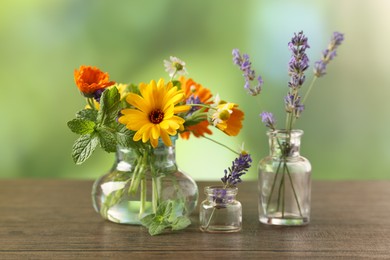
92 137 198 225
258 129 311 226
199 186 242 233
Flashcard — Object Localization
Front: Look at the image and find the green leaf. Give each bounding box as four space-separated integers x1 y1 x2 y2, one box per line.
116 125 136 148
97 128 117 153
71 134 99 164
98 87 120 125
140 200 191 236
156 200 173 219
171 216 191 231
171 80 181 89
100 188 125 219
67 118 96 135
76 109 98 121
148 221 169 236
140 214 155 228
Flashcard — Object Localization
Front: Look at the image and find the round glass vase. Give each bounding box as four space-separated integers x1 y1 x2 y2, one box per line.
199 186 242 233
258 129 311 226
92 138 198 225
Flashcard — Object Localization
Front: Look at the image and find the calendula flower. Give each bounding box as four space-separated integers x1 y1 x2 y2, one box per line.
179 76 213 139
211 95 244 136
74 65 115 97
164 56 188 78
118 79 190 148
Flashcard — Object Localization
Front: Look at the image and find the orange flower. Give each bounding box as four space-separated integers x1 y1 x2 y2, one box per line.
179 76 212 104
212 101 244 136
221 107 244 136
74 65 115 96
180 121 213 140
178 76 213 139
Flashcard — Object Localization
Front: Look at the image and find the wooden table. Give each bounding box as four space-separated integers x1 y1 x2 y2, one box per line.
1 180 389 259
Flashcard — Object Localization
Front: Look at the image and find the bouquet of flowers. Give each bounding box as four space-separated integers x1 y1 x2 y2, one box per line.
68 57 245 235
233 31 344 225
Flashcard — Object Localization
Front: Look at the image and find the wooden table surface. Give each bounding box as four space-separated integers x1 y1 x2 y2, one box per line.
0 180 389 259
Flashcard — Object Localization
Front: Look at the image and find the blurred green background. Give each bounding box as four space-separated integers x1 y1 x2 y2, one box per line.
1 0 389 180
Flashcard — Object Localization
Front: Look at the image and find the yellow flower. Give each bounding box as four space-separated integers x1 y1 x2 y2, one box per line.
118 79 190 148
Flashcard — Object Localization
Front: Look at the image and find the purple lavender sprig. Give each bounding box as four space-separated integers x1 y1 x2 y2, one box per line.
232 49 263 96
221 153 252 188
260 111 277 130
285 31 310 119
314 32 344 77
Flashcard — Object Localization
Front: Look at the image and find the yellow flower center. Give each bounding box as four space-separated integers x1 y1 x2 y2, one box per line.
219 110 231 121
149 109 164 124
174 62 183 71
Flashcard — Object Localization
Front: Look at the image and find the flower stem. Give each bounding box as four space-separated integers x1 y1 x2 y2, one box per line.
204 207 216 231
276 165 285 213
203 136 240 155
285 164 303 217
152 177 158 213
86 98 97 110
265 160 282 213
302 76 318 105
139 177 146 219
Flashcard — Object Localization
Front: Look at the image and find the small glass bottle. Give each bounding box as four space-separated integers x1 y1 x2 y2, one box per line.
199 186 242 233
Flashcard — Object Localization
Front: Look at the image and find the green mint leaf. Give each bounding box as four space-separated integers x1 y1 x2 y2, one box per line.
168 200 184 223
76 109 98 121
116 125 136 148
171 216 191 231
140 214 155 228
71 134 99 164
100 188 125 219
97 128 117 153
148 221 169 236
67 118 96 135
97 87 120 126
156 200 173 218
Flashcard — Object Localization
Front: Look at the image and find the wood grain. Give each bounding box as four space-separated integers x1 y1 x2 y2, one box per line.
0 180 389 259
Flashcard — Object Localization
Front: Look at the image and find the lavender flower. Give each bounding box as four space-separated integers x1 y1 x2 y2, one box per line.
288 31 310 90
314 32 344 77
284 94 304 118
232 49 263 96
284 31 310 119
186 94 202 115
260 111 276 130
221 153 252 188
93 88 105 102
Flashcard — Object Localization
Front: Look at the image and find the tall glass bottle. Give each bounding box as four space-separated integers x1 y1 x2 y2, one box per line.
258 129 311 226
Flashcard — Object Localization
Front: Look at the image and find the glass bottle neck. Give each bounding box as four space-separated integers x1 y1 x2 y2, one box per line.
268 129 303 158
205 186 238 204
116 139 177 172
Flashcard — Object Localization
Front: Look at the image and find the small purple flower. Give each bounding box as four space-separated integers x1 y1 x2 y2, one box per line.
260 111 276 130
314 31 344 77
221 153 252 188
186 94 202 115
284 94 304 118
313 61 327 77
232 49 263 96
93 88 105 102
